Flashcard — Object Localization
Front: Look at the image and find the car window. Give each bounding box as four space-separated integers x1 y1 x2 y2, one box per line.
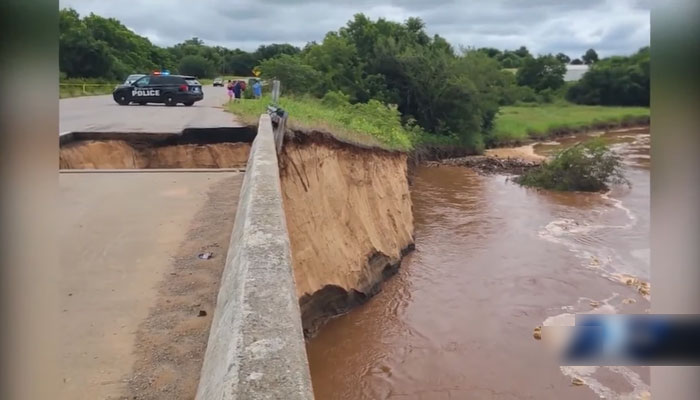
164 76 184 84
133 76 150 87
150 76 165 85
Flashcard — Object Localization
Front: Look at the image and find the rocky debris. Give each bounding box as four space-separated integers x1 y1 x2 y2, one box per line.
622 298 637 305
425 155 542 175
624 276 651 296
589 300 600 308
533 326 542 340
572 377 585 386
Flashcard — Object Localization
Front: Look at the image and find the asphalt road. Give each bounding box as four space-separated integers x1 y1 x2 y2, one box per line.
59 171 243 400
59 86 243 134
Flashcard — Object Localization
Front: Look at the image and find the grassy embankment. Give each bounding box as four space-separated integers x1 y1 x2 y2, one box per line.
229 96 650 153
228 95 417 151
59 78 119 98
491 104 650 146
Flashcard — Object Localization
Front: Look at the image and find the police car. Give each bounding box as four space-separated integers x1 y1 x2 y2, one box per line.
112 71 204 106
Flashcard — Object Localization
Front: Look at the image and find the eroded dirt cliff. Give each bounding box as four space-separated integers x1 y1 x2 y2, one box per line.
60 140 250 169
279 132 414 336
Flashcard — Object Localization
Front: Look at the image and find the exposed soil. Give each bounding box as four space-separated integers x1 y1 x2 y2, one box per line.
279 130 415 337
60 140 251 169
124 175 242 400
484 143 545 162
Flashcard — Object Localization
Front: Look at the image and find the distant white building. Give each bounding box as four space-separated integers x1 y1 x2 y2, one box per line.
565 65 590 81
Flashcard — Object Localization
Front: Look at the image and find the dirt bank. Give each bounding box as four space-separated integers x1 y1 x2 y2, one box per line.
279 132 414 337
60 139 250 169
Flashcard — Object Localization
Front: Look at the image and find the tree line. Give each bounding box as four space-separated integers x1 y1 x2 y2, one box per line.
474 46 599 68
59 8 299 80
59 8 650 145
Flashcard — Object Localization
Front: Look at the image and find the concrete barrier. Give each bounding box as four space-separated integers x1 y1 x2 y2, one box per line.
196 114 313 400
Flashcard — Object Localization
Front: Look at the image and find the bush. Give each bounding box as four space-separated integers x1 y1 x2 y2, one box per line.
321 90 351 107
515 139 629 191
242 86 255 99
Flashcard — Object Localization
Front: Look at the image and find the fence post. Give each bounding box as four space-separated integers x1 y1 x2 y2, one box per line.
271 80 280 106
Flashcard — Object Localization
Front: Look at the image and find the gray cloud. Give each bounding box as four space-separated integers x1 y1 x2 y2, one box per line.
59 0 649 57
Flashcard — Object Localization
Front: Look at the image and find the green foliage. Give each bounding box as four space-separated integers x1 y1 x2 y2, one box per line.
321 90 351 107
515 139 630 191
242 86 255 100
59 8 300 81
258 54 322 94
303 33 367 101
582 48 599 65
254 43 300 61
59 9 175 80
228 94 415 151
567 47 649 106
571 58 583 65
178 55 215 78
556 53 571 64
516 55 566 92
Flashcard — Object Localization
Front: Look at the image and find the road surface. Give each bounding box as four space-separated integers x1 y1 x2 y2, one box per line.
59 86 243 134
59 171 243 400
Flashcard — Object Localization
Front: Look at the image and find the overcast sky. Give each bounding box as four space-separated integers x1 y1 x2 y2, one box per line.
60 0 650 58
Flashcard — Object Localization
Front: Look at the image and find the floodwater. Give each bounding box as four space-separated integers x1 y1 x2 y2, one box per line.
307 128 651 399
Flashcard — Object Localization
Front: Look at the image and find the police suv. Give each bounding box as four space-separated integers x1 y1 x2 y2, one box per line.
112 72 203 106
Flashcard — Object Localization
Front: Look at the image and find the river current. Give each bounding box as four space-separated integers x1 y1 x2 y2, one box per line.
308 128 651 400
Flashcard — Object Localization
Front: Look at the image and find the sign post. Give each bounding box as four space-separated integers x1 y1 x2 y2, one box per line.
271 80 280 106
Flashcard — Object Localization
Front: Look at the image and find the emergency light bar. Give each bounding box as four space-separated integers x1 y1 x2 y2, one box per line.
152 70 170 75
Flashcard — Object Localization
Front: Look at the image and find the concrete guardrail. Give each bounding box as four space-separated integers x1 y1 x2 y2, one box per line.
196 114 313 400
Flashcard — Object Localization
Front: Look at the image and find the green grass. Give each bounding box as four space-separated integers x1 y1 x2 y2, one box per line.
491 104 650 145
59 79 118 98
228 94 416 151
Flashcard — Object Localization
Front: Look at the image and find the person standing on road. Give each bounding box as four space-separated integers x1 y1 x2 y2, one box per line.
252 80 262 99
232 80 242 102
226 80 234 102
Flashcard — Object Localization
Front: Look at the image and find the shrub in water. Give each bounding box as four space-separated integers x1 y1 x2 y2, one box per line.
515 139 629 191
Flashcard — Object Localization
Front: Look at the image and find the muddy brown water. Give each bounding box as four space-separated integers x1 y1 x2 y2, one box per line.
307 128 651 399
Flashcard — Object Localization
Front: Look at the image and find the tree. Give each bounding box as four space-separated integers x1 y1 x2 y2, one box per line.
567 47 649 106
303 33 367 101
477 47 502 59
258 54 322 94
513 46 532 59
555 53 571 64
516 54 566 92
582 48 599 65
254 43 300 61
178 55 215 78
227 49 257 76
60 8 176 79
570 58 583 65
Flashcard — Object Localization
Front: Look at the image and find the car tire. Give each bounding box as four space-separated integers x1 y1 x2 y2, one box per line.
164 94 177 107
116 95 130 105
183 101 194 106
